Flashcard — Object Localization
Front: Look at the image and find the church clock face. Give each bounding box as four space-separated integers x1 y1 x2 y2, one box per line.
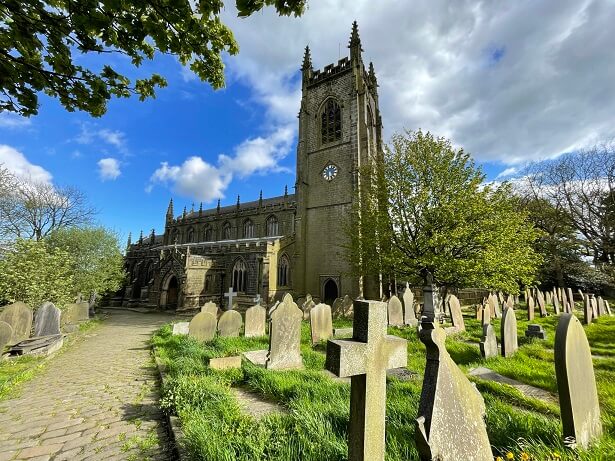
322 163 338 181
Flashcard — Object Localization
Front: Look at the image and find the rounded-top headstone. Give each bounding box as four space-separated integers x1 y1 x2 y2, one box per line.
0 321 13 353
189 312 217 342
500 307 518 357
309 303 333 344
201 301 219 318
34 302 61 337
387 295 403 326
402 283 417 326
217 310 243 337
266 293 303 370
0 302 33 344
245 305 266 337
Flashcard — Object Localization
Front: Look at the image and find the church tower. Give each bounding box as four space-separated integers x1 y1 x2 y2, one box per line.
294 22 384 303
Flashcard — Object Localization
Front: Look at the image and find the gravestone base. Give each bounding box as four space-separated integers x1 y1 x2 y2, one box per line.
209 356 242 370
242 350 268 367
8 334 64 357
333 327 353 337
525 324 547 340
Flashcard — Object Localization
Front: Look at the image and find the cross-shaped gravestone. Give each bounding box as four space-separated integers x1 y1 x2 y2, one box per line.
224 287 237 310
325 300 407 461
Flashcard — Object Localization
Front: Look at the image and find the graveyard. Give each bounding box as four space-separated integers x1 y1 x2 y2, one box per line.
153 293 615 460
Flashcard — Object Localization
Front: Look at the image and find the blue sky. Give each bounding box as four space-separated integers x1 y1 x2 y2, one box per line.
1 0 614 243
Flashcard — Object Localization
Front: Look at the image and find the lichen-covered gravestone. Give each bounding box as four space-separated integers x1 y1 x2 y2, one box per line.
387 295 403 326
265 293 303 370
172 322 189 335
555 314 602 449
415 320 493 461
0 302 33 344
201 301 219 318
447 295 465 332
583 295 592 325
527 296 535 321
597 296 606 317
475 304 483 321
34 302 61 337
0 321 13 353
325 300 407 461
244 305 266 337
553 294 561 315
537 291 548 317
500 307 518 357
482 305 491 327
402 283 417 326
310 303 333 345
218 310 243 337
567 288 574 310
332 295 353 319
488 293 501 318
189 312 217 342
64 302 89 324
301 294 316 320
480 324 498 358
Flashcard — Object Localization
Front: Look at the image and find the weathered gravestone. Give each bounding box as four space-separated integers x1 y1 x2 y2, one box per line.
415 319 493 461
310 303 333 345
34 302 61 337
244 305 266 337
553 294 561 315
64 302 89 324
482 305 491 327
301 294 316 320
0 321 13 353
172 322 189 335
567 288 574 310
537 291 548 317
505 295 514 310
218 310 243 337
488 293 501 318
387 295 404 327
554 314 602 449
583 295 592 325
590 295 598 319
606 300 612 316
546 291 552 306
562 289 570 314
0 302 33 344
201 301 219 318
326 300 407 461
402 283 417 326
475 304 483 321
188 312 217 342
527 296 535 321
500 307 518 357
597 297 606 317
332 295 353 319
525 324 547 340
266 294 303 370
447 295 465 332
480 324 498 359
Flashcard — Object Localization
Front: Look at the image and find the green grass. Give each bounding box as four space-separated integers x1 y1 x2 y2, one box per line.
152 311 615 461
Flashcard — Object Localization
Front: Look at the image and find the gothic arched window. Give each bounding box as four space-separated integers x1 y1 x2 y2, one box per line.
204 226 213 241
243 219 254 239
171 229 179 244
266 215 279 237
222 222 231 240
321 99 342 144
278 254 290 287
187 228 194 243
232 259 247 292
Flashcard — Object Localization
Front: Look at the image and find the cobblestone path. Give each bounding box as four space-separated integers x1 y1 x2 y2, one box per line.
0 310 176 461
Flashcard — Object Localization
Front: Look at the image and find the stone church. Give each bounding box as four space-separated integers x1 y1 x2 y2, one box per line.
118 22 384 310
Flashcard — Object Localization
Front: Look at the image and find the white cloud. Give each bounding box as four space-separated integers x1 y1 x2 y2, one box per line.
0 113 32 129
97 157 121 181
0 145 52 184
496 167 518 179
75 123 128 154
218 0 615 165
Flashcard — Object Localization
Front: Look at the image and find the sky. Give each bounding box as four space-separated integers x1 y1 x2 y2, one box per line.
1 0 614 244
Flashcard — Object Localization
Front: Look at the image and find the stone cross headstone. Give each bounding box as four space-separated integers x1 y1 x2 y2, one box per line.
189 312 217 342
33 302 61 337
325 300 407 461
301 294 316 320
244 305 266 337
554 314 602 449
527 296 535 321
416 319 493 460
402 283 417 326
224 287 237 311
500 307 518 357
387 295 403 326
310 303 333 345
482 305 491 327
480 324 498 359
172 322 189 335
0 302 33 344
583 295 592 325
218 310 243 337
266 293 303 370
0 321 13 353
201 301 218 318
448 295 465 332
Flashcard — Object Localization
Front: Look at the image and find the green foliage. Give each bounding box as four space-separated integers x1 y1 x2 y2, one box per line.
46 227 125 299
0 238 74 307
1 0 305 116
351 129 541 293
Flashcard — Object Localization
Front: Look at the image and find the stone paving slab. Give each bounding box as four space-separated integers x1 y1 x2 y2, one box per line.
468 366 558 404
0 310 176 461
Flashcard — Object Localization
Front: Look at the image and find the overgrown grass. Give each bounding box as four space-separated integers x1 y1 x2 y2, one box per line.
152 311 615 460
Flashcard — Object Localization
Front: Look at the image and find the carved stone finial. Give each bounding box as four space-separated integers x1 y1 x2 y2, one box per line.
217 199 221 213
284 185 288 197
302 45 312 71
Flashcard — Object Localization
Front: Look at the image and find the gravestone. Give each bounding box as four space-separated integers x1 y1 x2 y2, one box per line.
482 305 491 327
33 302 61 337
0 321 13 353
310 303 333 345
224 287 237 310
326 300 407 461
189 312 217 342
416 320 493 461
567 288 574 310
244 305 266 337
546 291 552 306
597 297 606 317
475 304 483 321
266 293 303 370
423 283 440 321
0 302 33 344
553 295 561 315
525 324 547 340
332 295 353 319
527 296 535 321
583 295 592 325
448 295 465 332
505 295 514 310
606 300 612 316
218 310 243 337
268 300 280 316
64 302 89 323
172 322 189 335
480 324 498 359
561 289 570 314
301 294 316 320
402 283 417 326
387 295 403 326
488 293 501 318
201 301 218 318
500 307 518 357
537 291 548 317
578 289 584 300
589 295 598 319
554 314 602 449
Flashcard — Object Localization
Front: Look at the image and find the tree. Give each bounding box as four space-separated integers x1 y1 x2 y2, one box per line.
46 227 125 301
0 169 96 241
349 130 541 294
1 0 306 117
0 238 74 307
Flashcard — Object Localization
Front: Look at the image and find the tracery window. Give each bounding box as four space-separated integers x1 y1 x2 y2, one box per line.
187 228 194 243
222 222 231 240
278 254 290 287
204 226 213 241
243 219 254 239
321 99 341 144
266 215 279 237
232 259 247 292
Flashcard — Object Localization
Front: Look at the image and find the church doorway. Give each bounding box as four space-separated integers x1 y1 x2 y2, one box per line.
323 278 338 305
160 274 180 310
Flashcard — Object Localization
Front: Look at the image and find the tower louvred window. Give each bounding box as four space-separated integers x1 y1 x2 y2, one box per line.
321 99 341 144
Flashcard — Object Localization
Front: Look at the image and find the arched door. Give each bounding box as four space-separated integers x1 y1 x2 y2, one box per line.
166 276 179 309
323 279 338 305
